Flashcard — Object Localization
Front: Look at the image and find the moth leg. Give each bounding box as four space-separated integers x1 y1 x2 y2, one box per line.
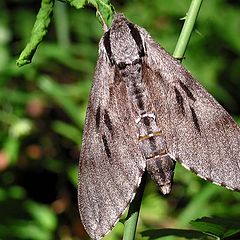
146 155 175 195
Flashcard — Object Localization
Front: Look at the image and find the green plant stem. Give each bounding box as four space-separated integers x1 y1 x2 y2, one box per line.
123 1 203 239
123 173 147 240
54 0 70 48
173 0 203 60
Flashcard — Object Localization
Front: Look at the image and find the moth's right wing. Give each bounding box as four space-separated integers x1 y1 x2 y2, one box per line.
78 40 145 240
139 27 240 191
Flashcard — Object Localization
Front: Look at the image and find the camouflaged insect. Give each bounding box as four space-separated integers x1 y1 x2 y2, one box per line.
78 13 240 240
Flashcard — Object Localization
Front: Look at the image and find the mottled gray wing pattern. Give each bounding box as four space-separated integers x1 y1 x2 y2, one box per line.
140 27 240 191
78 40 145 240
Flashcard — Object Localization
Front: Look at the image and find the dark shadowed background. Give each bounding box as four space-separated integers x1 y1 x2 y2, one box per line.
0 0 240 239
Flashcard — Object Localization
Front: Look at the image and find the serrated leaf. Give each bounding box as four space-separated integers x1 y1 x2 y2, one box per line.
16 0 54 67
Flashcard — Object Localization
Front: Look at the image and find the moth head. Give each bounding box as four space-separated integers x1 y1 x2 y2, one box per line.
104 13 143 65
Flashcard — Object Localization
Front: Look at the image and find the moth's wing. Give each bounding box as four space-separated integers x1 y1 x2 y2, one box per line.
78 40 145 240
139 28 240 191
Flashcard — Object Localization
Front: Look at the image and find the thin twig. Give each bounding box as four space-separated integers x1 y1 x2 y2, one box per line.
173 0 203 60
123 173 147 240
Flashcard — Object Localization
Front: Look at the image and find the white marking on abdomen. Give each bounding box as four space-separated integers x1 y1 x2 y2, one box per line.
135 112 156 123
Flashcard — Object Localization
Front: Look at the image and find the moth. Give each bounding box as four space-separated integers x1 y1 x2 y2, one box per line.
78 13 240 240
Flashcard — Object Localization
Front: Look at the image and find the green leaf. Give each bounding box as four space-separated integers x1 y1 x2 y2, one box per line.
3 137 20 165
38 76 83 128
16 0 54 67
141 228 215 240
25 201 57 231
66 0 114 27
16 0 114 68
178 184 223 226
10 222 53 240
67 165 78 187
191 217 240 239
52 120 82 145
88 0 115 27
67 0 86 9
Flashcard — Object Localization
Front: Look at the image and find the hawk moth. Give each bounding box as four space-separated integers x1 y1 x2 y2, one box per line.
78 13 240 240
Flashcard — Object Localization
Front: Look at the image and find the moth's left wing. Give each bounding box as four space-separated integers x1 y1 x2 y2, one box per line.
139 27 240 191
78 42 145 239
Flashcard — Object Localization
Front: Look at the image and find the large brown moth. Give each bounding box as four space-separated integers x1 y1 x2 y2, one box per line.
78 13 240 240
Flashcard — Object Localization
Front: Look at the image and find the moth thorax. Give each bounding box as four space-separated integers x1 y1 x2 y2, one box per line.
110 31 140 63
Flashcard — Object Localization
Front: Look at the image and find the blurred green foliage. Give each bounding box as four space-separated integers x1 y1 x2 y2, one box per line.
0 0 240 239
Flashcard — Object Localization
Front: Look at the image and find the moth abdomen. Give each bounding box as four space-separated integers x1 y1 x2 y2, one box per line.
146 154 175 194
138 131 167 159
137 117 175 195
138 131 161 141
117 62 127 70
134 90 144 102
142 115 151 126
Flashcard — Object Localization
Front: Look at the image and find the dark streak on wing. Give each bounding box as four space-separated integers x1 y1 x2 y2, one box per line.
102 134 111 158
113 67 123 85
96 106 101 130
126 22 145 57
190 107 201 132
103 30 114 65
174 87 185 115
104 110 113 132
179 81 196 101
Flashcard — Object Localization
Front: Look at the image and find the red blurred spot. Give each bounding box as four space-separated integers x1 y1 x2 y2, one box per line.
52 197 69 214
26 144 43 159
26 99 45 118
0 151 9 171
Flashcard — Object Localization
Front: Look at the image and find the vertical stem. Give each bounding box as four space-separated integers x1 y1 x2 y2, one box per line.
173 0 203 59
123 173 147 240
122 0 203 239
54 0 70 48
